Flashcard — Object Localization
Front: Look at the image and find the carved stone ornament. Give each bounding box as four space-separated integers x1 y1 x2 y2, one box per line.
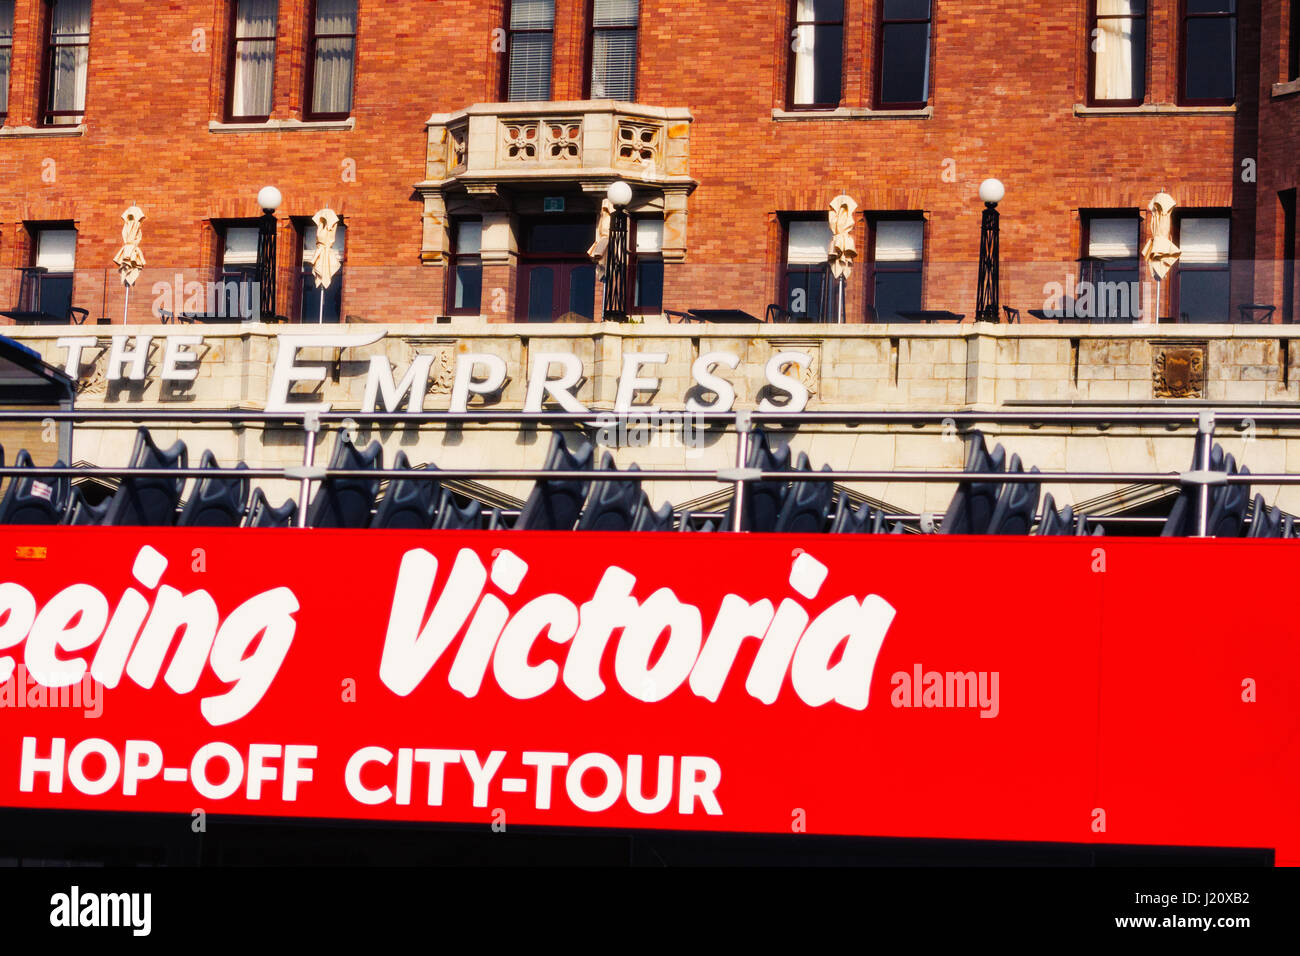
427 349 456 395
1152 344 1206 399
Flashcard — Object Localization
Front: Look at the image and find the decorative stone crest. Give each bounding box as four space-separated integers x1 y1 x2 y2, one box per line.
427 349 456 395
543 122 582 161
501 122 539 161
616 122 660 169
1152 343 1206 399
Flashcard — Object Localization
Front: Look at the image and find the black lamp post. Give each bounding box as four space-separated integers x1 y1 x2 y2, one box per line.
256 185 282 323
975 178 1005 323
602 180 632 322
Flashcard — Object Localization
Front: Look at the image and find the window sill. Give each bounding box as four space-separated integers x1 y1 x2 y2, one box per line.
771 106 933 121
208 117 356 134
1073 103 1236 116
0 124 86 138
1273 79 1300 98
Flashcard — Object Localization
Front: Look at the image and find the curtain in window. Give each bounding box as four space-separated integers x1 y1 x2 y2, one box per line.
223 227 261 266
874 221 924 262
590 0 638 100
792 0 816 104
0 0 14 116
1095 0 1139 101
312 0 356 115
36 230 77 272
508 0 554 101
1179 218 1229 264
788 220 832 264
1089 218 1139 259
48 0 91 116
233 0 277 118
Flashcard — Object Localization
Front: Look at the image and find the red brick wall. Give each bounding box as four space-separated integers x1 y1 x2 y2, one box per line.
0 0 1282 325
1256 0 1300 320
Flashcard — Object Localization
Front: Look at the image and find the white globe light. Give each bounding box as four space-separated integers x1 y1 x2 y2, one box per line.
978 178 1006 205
257 186 283 213
606 180 633 207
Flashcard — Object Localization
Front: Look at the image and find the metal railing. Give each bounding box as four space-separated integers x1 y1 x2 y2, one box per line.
0 406 1296 536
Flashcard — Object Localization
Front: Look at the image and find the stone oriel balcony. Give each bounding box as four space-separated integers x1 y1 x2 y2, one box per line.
417 101 696 265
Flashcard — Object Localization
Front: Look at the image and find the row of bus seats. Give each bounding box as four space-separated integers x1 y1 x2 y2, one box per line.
0 428 1294 536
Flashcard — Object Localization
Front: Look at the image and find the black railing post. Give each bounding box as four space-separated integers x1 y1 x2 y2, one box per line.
976 202 1000 323
257 210 278 323
603 207 629 322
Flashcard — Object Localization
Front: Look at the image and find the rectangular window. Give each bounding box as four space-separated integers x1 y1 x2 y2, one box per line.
1080 213 1141 321
0 0 13 124
877 0 931 108
33 227 77 320
307 0 356 119
448 219 483 315
43 0 91 126
1090 0 1146 105
789 0 843 109
589 0 638 100
630 217 663 314
211 223 261 320
228 0 278 120
506 0 554 102
1181 0 1236 104
301 220 345 323
1176 214 1231 322
867 217 924 321
783 218 832 319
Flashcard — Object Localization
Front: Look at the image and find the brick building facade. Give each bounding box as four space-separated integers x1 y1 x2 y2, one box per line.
0 0 1295 327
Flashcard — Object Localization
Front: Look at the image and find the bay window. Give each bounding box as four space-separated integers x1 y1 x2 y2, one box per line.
43 0 91 126
867 218 924 321
1175 214 1231 323
789 0 843 109
1090 0 1146 105
505 0 555 102
876 0 931 108
589 0 638 100
307 0 356 119
1181 0 1236 105
227 0 278 121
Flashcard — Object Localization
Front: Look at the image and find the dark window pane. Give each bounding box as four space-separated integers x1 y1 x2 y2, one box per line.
787 269 826 318
301 269 342 322
1186 0 1233 13
880 23 931 103
39 275 73 319
526 267 555 321
883 0 929 18
568 265 595 319
1179 271 1231 322
1184 19 1235 100
525 221 596 254
874 271 922 321
634 259 663 311
812 24 843 104
808 0 844 19
454 264 482 311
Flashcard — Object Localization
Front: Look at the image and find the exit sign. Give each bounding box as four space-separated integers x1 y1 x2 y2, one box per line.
544 197 565 213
